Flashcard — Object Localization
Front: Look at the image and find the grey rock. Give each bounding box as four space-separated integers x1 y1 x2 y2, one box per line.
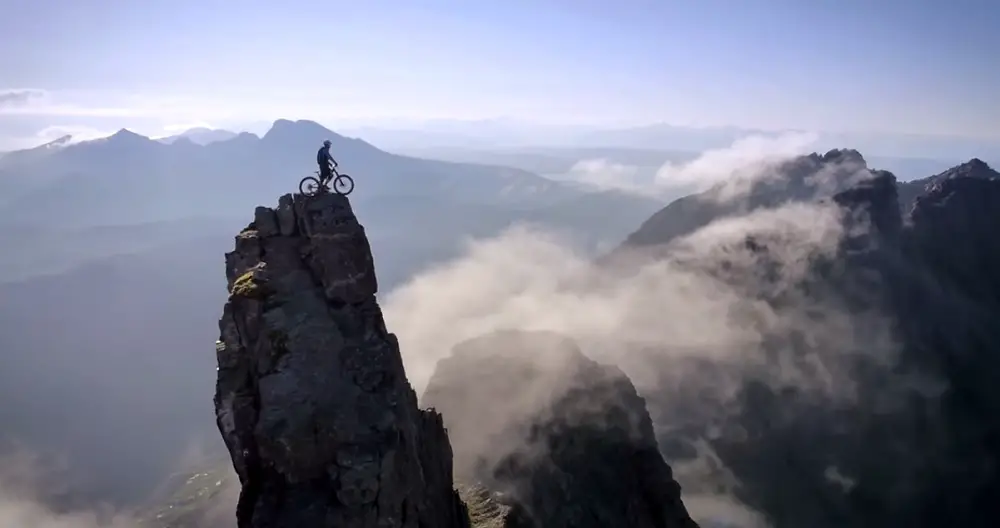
253 206 279 237
635 159 1000 528
422 329 700 528
275 193 297 236
215 191 469 528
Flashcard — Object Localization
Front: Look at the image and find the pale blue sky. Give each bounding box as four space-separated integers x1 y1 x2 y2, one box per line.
0 0 997 149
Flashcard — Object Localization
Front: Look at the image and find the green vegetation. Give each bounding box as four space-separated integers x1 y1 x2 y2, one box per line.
231 269 267 299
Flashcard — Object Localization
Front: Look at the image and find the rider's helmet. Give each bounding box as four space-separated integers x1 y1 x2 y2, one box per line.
323 139 332 148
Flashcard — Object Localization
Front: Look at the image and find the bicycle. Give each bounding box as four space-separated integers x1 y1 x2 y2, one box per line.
299 165 355 197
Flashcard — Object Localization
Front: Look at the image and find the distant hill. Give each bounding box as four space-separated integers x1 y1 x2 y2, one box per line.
0 121 666 509
0 119 614 228
616 151 1000 254
0 119 664 284
611 155 1000 527
157 127 238 146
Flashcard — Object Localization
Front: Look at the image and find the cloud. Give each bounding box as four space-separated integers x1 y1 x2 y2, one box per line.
555 132 820 200
383 135 886 400
0 442 243 528
560 158 648 193
381 206 879 528
0 89 47 108
655 132 819 198
381 141 902 526
0 448 138 528
383 199 882 396
35 125 114 144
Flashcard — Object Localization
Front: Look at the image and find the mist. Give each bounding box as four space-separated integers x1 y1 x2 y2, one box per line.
0 449 138 528
382 141 902 526
0 133 912 527
551 132 820 201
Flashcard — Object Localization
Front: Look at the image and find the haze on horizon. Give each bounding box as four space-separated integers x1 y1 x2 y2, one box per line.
0 0 997 154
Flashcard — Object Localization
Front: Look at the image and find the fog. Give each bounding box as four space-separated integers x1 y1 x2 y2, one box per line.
0 448 138 528
383 137 901 526
0 133 905 527
552 132 820 201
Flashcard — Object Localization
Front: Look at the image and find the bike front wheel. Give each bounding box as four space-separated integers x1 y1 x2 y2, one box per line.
332 174 355 195
299 176 323 196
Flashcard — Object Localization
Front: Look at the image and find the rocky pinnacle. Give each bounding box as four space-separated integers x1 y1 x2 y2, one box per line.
214 192 469 528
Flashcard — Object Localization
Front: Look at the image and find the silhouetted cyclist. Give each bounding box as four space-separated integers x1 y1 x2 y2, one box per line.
316 139 338 184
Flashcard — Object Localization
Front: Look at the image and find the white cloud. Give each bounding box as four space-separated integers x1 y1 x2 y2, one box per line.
35 125 114 144
0 89 47 108
0 449 138 528
380 140 903 525
654 132 819 199
383 199 880 397
555 132 820 200
560 158 648 194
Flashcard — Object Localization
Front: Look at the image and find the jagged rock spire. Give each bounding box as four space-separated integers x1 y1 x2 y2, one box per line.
215 192 469 528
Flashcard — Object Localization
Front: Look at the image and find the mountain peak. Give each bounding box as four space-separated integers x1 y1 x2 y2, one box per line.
821 148 866 165
263 119 335 141
216 192 469 527
44 134 74 149
933 157 999 181
107 128 150 143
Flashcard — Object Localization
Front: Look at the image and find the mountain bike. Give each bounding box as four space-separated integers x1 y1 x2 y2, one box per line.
299 165 355 197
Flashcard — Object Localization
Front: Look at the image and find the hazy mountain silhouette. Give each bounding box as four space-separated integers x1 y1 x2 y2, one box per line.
0 119 573 227
157 127 238 146
0 119 666 510
613 150 1000 255
0 119 663 282
612 157 1000 527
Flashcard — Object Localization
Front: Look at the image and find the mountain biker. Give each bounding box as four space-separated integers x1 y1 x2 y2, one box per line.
316 139 338 183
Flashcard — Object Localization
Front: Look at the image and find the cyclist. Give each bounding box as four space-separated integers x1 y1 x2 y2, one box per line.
316 139 338 184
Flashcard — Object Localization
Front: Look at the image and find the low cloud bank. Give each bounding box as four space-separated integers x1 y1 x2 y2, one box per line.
383 138 900 527
0 449 137 528
559 132 819 200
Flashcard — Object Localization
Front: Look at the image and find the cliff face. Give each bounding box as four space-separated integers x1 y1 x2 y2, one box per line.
638 160 1000 528
422 330 699 528
620 148 870 252
214 192 468 528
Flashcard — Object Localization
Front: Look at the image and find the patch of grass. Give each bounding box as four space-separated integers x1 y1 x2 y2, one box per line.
231 269 267 299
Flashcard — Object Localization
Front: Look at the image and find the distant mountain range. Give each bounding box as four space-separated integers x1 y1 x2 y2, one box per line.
2 130 998 524
0 119 657 229
611 155 1000 527
156 127 238 146
0 119 666 285
341 120 1000 163
0 119 667 508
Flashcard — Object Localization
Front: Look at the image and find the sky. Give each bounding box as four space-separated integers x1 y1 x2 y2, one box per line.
0 0 998 150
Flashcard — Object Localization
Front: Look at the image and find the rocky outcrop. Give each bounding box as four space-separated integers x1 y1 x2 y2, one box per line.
422 330 699 528
905 174 1000 306
619 148 872 252
896 157 1000 215
635 159 1000 528
214 192 469 528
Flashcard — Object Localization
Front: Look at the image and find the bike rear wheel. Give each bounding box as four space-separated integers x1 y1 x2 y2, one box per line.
332 174 355 195
299 176 323 196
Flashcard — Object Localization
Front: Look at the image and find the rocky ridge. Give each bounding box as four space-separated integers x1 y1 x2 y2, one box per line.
631 158 1000 527
214 192 468 527
422 330 700 528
